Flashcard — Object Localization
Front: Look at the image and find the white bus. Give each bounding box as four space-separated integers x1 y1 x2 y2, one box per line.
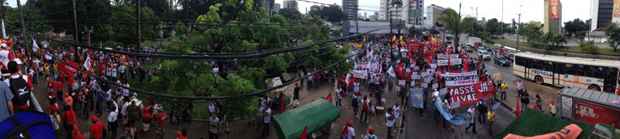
512 52 620 95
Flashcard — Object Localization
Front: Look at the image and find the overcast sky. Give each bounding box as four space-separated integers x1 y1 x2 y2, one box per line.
273 0 593 24
7 0 592 23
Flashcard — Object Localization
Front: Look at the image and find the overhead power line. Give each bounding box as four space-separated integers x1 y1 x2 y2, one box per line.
49 29 383 60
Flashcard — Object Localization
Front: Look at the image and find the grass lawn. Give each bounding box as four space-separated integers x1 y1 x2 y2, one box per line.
493 39 620 56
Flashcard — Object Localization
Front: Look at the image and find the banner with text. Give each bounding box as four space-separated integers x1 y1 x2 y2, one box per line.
448 80 496 107
442 71 478 87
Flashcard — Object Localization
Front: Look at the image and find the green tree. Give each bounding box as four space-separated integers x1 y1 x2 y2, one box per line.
278 8 302 21
606 23 620 52
308 5 345 23
106 5 159 45
564 18 589 40
519 21 544 47
460 17 476 34
4 4 51 34
438 9 460 34
485 18 501 35
136 0 348 119
542 32 566 50
36 0 112 34
438 8 462 48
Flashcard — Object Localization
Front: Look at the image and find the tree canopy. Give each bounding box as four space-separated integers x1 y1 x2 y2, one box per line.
564 18 589 39
308 5 345 23
606 23 620 52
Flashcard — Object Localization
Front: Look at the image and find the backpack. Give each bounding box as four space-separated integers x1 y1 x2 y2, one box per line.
9 76 30 107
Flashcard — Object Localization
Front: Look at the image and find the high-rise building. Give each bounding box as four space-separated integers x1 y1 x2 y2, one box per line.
425 4 447 27
379 0 388 20
543 0 562 34
380 0 424 27
591 0 614 31
408 0 424 25
258 0 275 14
612 0 620 24
343 0 359 20
283 0 298 11
274 3 281 12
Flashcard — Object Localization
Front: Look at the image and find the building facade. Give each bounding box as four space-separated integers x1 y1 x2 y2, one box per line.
274 3 281 12
591 0 614 31
424 4 447 28
408 0 424 25
283 0 298 10
543 0 562 34
613 0 620 24
343 0 359 33
379 0 388 20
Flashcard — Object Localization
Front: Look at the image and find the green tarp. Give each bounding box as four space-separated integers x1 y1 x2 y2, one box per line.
498 109 594 139
273 99 340 139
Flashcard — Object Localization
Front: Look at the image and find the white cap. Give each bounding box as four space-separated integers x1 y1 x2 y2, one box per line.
14 59 22 65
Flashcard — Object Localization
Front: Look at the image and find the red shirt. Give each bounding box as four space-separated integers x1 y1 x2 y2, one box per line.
47 103 60 114
72 124 85 139
89 121 105 139
143 105 153 122
64 109 77 126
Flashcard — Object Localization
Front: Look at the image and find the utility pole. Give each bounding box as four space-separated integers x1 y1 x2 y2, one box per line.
17 0 25 39
388 0 392 34
137 0 142 48
455 1 461 53
516 13 521 49
72 0 79 42
516 3 522 49
501 0 504 34
0 1 5 38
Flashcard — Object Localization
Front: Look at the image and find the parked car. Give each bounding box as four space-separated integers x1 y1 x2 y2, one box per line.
478 49 492 61
494 57 511 67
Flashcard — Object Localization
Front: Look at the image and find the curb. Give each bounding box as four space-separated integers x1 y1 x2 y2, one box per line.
498 99 514 112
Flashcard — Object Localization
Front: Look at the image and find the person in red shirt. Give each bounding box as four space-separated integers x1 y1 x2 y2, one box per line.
72 124 85 139
176 129 188 139
89 115 104 139
63 106 77 139
63 92 73 107
142 103 153 132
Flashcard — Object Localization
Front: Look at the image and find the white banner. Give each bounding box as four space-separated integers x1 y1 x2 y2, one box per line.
442 71 478 87
351 70 368 79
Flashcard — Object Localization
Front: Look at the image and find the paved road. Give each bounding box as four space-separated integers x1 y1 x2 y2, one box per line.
402 53 563 139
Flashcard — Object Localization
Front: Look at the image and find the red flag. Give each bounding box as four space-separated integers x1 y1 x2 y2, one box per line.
325 94 333 102
463 57 469 71
300 127 308 139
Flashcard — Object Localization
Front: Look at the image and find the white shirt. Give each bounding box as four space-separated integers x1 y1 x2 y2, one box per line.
386 113 395 127
108 101 119 122
263 108 272 123
208 103 217 113
121 102 130 116
343 127 355 139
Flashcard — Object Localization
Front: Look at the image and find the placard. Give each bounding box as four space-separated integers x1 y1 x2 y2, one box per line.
410 87 425 108
442 71 478 87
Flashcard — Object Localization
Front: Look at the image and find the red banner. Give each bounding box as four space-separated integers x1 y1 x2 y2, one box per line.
448 80 496 107
550 0 560 20
574 101 620 128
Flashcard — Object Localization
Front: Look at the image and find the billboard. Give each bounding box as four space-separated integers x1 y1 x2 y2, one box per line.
574 100 620 128
614 0 620 17
550 0 560 20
